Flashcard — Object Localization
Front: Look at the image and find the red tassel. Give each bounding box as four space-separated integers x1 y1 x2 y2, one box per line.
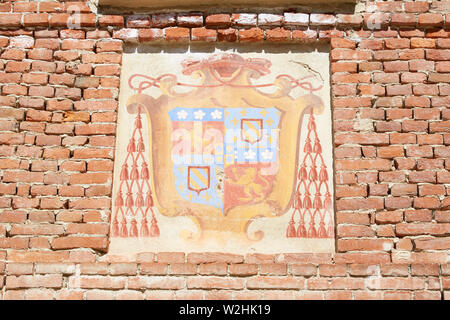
141 162 149 180
126 192 134 208
294 193 302 209
127 137 136 153
140 217 150 237
137 138 145 152
304 138 312 153
150 216 160 237
145 192 154 207
308 166 317 181
324 193 332 210
286 219 297 238
135 192 144 208
135 114 142 129
308 117 316 131
115 192 124 207
112 217 119 237
296 221 307 238
319 166 328 182
120 164 129 181
130 218 138 237
327 225 334 238
313 140 322 153
131 164 139 180
313 193 322 209
303 194 312 209
120 217 128 237
318 221 327 238
298 165 307 181
308 223 317 238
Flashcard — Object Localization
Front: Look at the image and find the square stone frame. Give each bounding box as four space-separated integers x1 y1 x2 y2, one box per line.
106 38 337 259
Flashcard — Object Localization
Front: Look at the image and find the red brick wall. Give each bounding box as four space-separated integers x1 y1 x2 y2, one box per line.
0 0 449 300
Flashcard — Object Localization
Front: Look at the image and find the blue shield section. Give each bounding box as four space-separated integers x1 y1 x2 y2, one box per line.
170 107 281 211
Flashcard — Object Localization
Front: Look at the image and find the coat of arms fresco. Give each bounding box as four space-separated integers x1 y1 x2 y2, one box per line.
110 46 335 255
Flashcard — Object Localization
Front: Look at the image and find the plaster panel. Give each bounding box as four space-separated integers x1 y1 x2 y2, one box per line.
109 44 334 257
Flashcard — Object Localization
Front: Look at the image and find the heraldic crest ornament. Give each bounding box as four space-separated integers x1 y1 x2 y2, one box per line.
111 51 334 250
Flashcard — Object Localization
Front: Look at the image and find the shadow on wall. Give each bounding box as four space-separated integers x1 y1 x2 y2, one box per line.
97 0 358 14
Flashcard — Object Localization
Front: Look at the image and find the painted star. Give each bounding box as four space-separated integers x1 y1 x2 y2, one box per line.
262 149 273 160
211 109 222 119
244 149 257 160
177 109 188 120
194 110 206 120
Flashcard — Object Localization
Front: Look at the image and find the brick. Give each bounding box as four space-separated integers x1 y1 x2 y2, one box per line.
396 223 450 236
331 49 371 61
98 15 124 27
411 38 435 49
391 14 416 27
205 14 231 28
335 185 367 198
415 196 441 209
410 59 434 72
229 264 257 276
292 29 317 42
128 276 184 290
177 13 203 28
0 14 21 27
266 28 290 42
188 252 243 264
133 29 161 43
127 15 151 28
109 263 138 275
399 49 425 60
191 27 216 42
260 264 286 276
338 239 394 252
367 277 425 290
336 159 391 171
385 38 410 50
6 275 63 289
198 263 227 275
289 264 317 277
151 13 176 28
52 237 108 250
165 27 190 42
231 13 256 27
363 13 389 29
246 277 304 290
415 238 450 250
418 14 444 27
69 198 111 210
333 253 390 264
405 96 430 108
336 14 362 27
427 49 450 61
405 2 429 13
239 28 264 42
319 264 347 277
24 13 49 27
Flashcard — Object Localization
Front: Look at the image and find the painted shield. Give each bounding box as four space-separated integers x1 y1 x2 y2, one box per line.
241 118 263 144
169 106 280 213
187 166 210 195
